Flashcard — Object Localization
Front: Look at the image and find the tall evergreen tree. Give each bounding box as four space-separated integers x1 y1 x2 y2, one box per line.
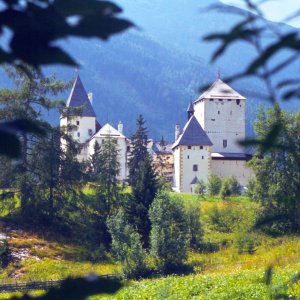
0 66 68 216
128 155 157 247
128 115 148 187
95 136 121 216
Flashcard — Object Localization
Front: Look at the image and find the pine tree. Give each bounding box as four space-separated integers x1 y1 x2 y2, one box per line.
128 115 149 187
0 66 68 216
96 135 121 216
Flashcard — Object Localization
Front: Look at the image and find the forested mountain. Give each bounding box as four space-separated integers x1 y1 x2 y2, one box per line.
2 0 299 140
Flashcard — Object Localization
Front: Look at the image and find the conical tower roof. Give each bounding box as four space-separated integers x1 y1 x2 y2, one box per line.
187 101 194 113
195 79 246 103
66 75 96 117
172 115 212 149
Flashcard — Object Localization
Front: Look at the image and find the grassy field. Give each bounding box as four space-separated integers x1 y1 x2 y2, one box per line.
0 193 299 299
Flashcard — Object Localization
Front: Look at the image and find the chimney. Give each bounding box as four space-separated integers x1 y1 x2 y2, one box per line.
88 92 93 104
175 124 180 141
118 121 123 134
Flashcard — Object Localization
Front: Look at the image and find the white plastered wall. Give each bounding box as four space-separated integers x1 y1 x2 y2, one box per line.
211 159 254 187
89 136 128 181
180 145 211 193
194 98 245 153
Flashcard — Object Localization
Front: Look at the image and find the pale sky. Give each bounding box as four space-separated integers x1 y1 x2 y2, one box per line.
221 0 300 28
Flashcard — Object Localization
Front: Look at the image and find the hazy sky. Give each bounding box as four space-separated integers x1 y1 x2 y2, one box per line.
221 0 300 28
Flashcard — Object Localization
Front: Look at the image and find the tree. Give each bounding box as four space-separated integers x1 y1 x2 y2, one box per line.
128 115 149 187
95 136 121 216
0 66 68 216
220 177 231 200
194 179 206 197
126 155 157 247
207 175 222 196
248 105 300 233
149 192 190 272
107 209 147 279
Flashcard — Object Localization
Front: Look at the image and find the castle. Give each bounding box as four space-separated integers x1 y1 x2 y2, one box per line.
61 75 253 192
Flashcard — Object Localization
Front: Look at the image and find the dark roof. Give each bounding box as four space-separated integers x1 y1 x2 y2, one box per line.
187 101 194 112
172 116 213 149
211 152 252 161
66 75 96 117
151 142 173 155
190 176 199 185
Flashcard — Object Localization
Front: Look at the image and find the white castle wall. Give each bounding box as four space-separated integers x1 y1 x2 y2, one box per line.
176 145 211 193
89 136 128 181
211 160 254 187
194 98 245 153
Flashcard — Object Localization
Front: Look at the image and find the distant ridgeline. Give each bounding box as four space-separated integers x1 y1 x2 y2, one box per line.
0 0 299 139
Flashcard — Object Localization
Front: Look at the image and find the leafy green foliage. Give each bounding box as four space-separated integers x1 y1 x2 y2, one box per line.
194 179 206 197
0 240 11 268
220 176 241 199
249 105 300 233
107 209 147 279
149 192 190 272
207 175 222 196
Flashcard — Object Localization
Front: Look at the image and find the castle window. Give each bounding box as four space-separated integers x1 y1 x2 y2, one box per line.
223 139 227 148
230 111 232 115
218 111 220 115
188 146 191 149
200 146 203 150
236 99 240 105
76 121 80 126
202 156 204 159
77 132 80 137
209 99 213 101
187 155 190 159
88 129 93 136
193 164 198 171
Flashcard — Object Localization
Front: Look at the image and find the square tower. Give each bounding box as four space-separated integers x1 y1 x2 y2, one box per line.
194 79 246 153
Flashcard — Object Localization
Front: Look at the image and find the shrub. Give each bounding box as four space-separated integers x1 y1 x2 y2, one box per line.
220 176 241 199
107 209 147 279
207 175 222 195
194 180 206 197
0 240 11 268
149 192 190 272
185 204 203 248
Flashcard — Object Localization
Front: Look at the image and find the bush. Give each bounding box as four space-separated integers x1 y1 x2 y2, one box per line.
149 192 190 272
207 175 222 195
220 176 241 199
107 209 147 279
194 180 206 197
185 204 203 248
0 240 11 268
234 228 257 254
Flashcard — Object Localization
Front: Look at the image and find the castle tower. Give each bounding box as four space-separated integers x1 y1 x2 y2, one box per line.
172 115 213 193
193 79 246 153
60 75 97 160
61 75 97 142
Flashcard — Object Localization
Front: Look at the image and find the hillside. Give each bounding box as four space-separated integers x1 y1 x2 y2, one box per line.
0 0 299 140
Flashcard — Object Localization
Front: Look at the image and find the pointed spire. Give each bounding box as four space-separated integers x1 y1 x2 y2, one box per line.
217 67 221 79
187 101 194 120
66 75 96 117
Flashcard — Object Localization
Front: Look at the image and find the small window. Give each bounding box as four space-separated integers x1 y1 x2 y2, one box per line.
218 111 220 115
193 164 198 171
188 146 191 149
209 99 213 101
76 121 80 126
127 146 130 152
200 146 203 150
223 139 227 148
211 118 215 121
230 111 232 115
88 129 93 136
187 155 190 159
202 156 204 159
77 132 80 137
236 99 240 105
